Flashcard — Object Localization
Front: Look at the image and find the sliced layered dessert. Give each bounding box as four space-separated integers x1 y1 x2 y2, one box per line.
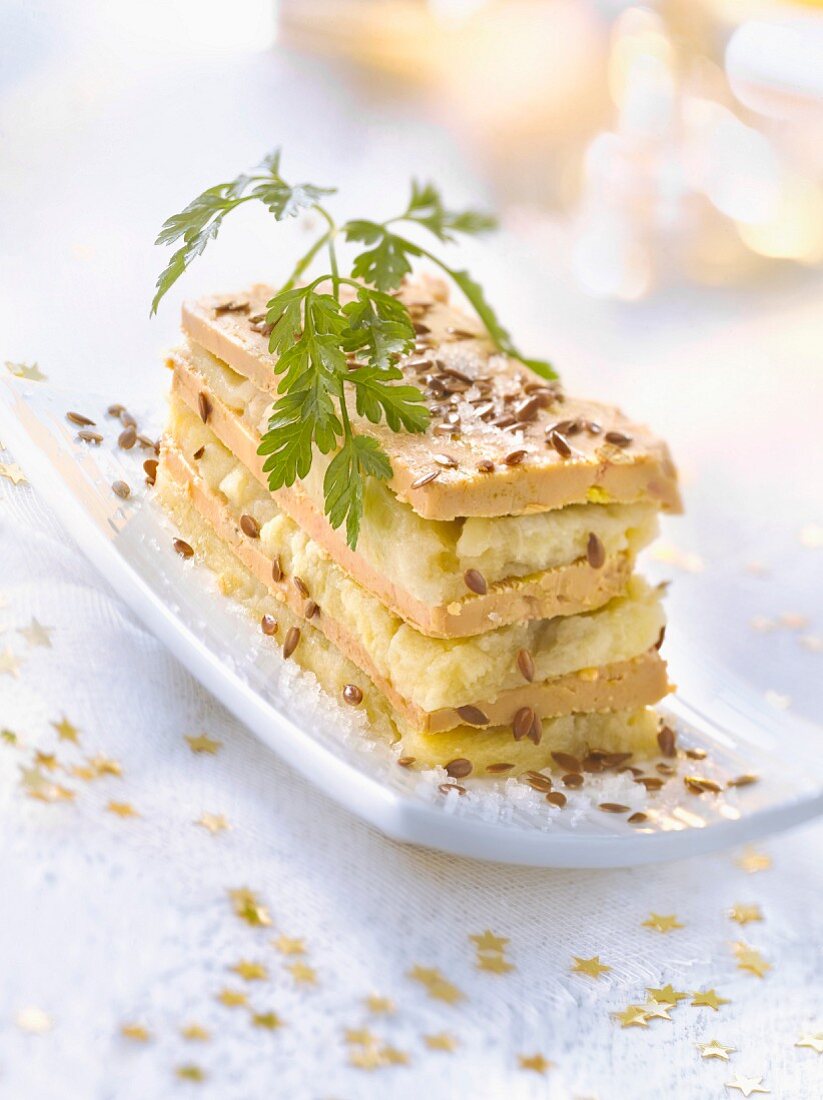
156 277 681 778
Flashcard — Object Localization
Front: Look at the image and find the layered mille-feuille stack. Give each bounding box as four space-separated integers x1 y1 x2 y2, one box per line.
156 277 681 779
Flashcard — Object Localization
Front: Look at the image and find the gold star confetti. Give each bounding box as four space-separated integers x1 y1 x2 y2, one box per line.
0 463 27 486
0 646 22 677
698 1039 736 1061
477 954 514 974
175 1064 206 1083
643 1001 673 1021
383 1045 409 1066
795 1033 823 1054
52 716 80 743
181 1024 210 1042
274 934 305 955
692 989 730 1011
17 618 53 647
195 812 229 834
732 943 771 978
230 960 268 981
407 965 464 1005
185 733 222 755
736 848 771 874
518 1053 552 1073
34 750 58 771
365 995 395 1015
613 1005 649 1029
724 1074 769 1096
799 523 823 548
729 904 763 926
5 360 47 381
286 962 317 986
71 764 97 781
15 1007 52 1033
106 801 139 818
349 1045 384 1071
2 728 18 744
345 1028 376 1046
216 988 247 1008
20 765 74 803
120 1023 151 1042
642 913 684 933
250 1011 283 1030
647 984 689 1005
469 930 509 952
424 1032 457 1052
90 755 122 778
228 888 271 927
572 955 611 979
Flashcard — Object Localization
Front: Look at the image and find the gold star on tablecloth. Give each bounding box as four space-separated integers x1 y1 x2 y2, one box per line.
0 646 22 678
17 618 53 648
5 360 47 382
120 1023 151 1042
795 1033 823 1054
477 954 514 974
365 995 394 1015
250 1011 282 1030
175 1065 206 1082
572 956 611 979
195 813 230 834
52 716 80 743
518 1054 552 1073
230 960 268 981
643 1001 673 1021
274 934 305 955
698 1040 736 1061
470 931 509 952
20 765 74 803
736 848 772 873
383 1045 409 1066
613 1006 649 1028
228 888 271 927
642 913 684 933
34 750 58 771
424 1032 457 1052
407 966 464 1005
15 1007 52 1033
732 943 771 978
106 801 138 818
729 904 763 926
345 1028 376 1046
349 1044 384 1071
0 463 28 486
181 1023 210 1042
286 962 317 986
647 984 688 1005
185 733 222 754
692 989 730 1011
724 1074 769 1096
216 988 247 1008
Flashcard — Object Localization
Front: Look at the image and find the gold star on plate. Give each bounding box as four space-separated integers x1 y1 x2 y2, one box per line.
228 888 271 927
572 955 611 979
5 360 47 382
732 943 771 978
424 1032 457 1052
185 733 222 755
230 960 268 981
643 1001 673 1021
175 1064 206 1083
18 618 53 648
477 954 514 974
365 995 394 1015
106 801 138 818
250 1011 283 1030
518 1053 552 1073
407 965 464 1005
647 984 689 1005
0 463 27 486
345 1028 376 1046
613 1005 649 1029
795 1033 823 1054
729 904 763 926
724 1074 769 1096
0 646 22 677
121 1022 151 1042
274 934 305 955
736 848 772 873
286 962 317 986
216 988 247 1008
642 913 684 933
195 812 229 834
15 1007 52 1033
52 716 80 743
698 1039 736 1061
181 1023 210 1042
692 989 730 1011
470 930 509 952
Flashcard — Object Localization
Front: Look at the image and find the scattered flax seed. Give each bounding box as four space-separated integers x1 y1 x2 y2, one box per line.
603 752 633 767
173 538 194 559
456 705 488 726
198 392 212 423
685 775 722 795
77 429 103 444
657 725 677 757
512 706 535 741
528 715 542 745
66 411 95 427
547 430 572 458
657 762 677 776
546 791 567 808
563 773 584 788
282 626 301 660
143 459 158 485
598 803 630 814
503 449 527 466
477 459 495 474
271 556 283 583
551 751 582 773
628 812 648 824
685 747 707 760
413 321 431 335
728 774 759 788
439 782 466 796
516 648 535 682
410 470 440 490
605 430 632 447
343 683 363 706
240 514 260 539
486 762 515 774
522 770 552 793
260 615 278 637
586 532 606 569
214 299 249 315
118 425 136 449
137 434 158 453
397 755 415 768
111 480 131 500
446 758 473 779
433 453 458 469
304 600 319 619
192 445 205 460
636 776 665 791
463 568 487 595
107 403 125 417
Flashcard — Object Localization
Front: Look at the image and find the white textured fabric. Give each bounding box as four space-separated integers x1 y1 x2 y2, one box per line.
1 446 822 1100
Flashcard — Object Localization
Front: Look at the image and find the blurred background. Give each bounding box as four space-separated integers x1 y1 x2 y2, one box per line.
2 0 822 719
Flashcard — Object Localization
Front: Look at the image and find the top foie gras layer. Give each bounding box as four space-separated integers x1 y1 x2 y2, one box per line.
181 278 682 521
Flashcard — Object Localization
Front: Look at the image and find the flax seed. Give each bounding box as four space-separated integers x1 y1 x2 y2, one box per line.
463 568 487 595
343 684 363 706
240 514 260 539
456 705 488 726
586 532 606 569
260 615 278 636
516 648 535 682
282 626 300 660
173 538 194 559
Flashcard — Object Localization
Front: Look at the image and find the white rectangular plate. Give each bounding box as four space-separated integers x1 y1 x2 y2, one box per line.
2 375 822 867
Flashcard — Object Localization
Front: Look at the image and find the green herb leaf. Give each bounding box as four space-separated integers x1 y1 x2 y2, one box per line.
323 433 392 549
345 221 421 292
402 180 497 242
340 287 416 369
347 364 431 433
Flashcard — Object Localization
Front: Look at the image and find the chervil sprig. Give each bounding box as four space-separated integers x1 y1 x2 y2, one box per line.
152 150 556 547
